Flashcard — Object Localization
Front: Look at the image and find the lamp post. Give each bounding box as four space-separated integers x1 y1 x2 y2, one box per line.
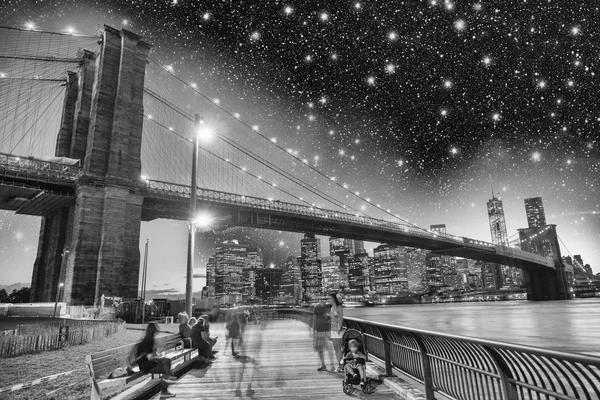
186 114 206 317
53 282 64 318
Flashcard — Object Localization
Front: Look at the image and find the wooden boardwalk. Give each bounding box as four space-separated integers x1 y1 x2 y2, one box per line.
151 320 400 400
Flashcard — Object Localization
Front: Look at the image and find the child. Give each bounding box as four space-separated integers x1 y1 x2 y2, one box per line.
342 339 367 386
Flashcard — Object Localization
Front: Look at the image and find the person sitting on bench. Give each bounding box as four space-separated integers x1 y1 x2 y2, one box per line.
135 323 177 398
191 318 215 363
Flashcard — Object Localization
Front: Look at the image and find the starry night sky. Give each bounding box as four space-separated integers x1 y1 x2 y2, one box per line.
0 0 598 294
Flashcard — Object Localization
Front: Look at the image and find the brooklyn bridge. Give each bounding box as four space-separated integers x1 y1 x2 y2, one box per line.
0 25 573 305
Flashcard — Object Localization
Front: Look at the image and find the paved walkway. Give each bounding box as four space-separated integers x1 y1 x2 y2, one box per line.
151 320 400 399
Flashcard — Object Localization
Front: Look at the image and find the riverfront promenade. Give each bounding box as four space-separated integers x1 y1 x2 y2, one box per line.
148 320 401 400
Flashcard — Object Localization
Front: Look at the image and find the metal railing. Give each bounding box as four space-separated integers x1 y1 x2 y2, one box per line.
274 309 600 400
0 152 81 183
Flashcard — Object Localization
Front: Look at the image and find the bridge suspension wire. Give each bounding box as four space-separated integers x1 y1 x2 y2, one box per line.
557 234 573 258
144 116 330 210
143 58 429 232
0 26 99 158
143 88 361 215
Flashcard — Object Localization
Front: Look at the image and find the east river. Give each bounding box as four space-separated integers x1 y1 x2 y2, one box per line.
344 298 600 356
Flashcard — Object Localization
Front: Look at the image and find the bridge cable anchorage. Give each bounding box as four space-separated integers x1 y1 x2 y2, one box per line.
144 57 429 232
143 88 358 214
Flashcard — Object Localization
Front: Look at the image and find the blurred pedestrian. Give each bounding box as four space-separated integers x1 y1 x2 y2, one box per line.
312 303 335 371
329 293 345 372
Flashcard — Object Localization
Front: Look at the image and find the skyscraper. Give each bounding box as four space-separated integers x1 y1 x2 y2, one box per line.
372 244 408 294
280 256 302 303
300 233 322 301
487 192 508 245
406 247 428 293
321 256 345 292
329 237 366 256
430 224 447 234
425 224 452 293
487 191 512 287
212 240 263 304
524 197 547 228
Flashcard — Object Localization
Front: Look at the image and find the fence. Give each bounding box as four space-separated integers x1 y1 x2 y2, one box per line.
0 319 125 358
274 309 600 400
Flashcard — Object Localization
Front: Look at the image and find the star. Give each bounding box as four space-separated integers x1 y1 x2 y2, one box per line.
320 12 329 22
482 56 492 66
366 76 376 85
531 152 541 161
283 6 293 15
454 19 466 31
388 31 398 41
385 63 396 74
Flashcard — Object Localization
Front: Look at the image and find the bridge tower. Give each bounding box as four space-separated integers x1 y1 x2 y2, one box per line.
30 26 152 305
518 225 574 300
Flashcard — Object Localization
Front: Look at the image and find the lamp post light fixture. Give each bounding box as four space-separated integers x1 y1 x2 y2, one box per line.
186 114 213 317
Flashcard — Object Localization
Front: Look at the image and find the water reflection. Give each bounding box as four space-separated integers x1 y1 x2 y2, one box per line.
346 299 600 355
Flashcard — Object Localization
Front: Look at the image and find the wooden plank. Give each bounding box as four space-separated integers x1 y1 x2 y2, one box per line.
152 320 402 400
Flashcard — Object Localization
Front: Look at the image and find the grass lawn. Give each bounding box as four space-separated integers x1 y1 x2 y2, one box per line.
0 323 179 400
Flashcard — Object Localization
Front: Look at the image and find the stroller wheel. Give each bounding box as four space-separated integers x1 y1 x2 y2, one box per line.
343 382 355 396
362 383 375 394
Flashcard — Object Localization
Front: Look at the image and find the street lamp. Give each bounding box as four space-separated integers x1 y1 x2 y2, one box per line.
53 282 64 318
186 115 212 317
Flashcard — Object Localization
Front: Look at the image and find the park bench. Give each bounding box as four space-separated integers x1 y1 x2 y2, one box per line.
86 333 197 399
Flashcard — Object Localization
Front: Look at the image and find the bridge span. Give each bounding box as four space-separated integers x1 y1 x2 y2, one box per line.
0 25 572 304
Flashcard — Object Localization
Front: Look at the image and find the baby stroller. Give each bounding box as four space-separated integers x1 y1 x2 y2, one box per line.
341 329 375 395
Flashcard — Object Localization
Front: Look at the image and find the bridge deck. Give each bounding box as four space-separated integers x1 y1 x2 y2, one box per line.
150 320 400 400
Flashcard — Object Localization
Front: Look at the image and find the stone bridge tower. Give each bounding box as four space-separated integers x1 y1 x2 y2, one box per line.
30 26 152 305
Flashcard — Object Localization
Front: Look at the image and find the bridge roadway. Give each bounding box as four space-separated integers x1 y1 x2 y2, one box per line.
145 319 401 400
0 153 554 272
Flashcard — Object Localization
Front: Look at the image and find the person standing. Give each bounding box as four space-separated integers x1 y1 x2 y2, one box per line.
328 293 345 372
312 303 335 371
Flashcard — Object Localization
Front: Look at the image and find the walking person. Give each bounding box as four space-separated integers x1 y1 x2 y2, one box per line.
329 293 345 372
225 309 242 357
134 323 177 398
312 303 335 371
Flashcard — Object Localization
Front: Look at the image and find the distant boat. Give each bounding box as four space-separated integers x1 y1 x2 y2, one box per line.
343 300 376 308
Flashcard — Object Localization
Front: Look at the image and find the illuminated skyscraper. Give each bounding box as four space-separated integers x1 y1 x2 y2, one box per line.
487 192 508 245
524 197 547 228
372 244 408 294
212 240 263 304
486 191 511 287
300 233 322 301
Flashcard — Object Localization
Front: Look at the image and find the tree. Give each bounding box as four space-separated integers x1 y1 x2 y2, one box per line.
0 289 7 303
7 287 30 303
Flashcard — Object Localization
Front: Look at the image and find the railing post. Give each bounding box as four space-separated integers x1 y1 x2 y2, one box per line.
379 330 394 377
410 333 436 400
482 346 519 400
